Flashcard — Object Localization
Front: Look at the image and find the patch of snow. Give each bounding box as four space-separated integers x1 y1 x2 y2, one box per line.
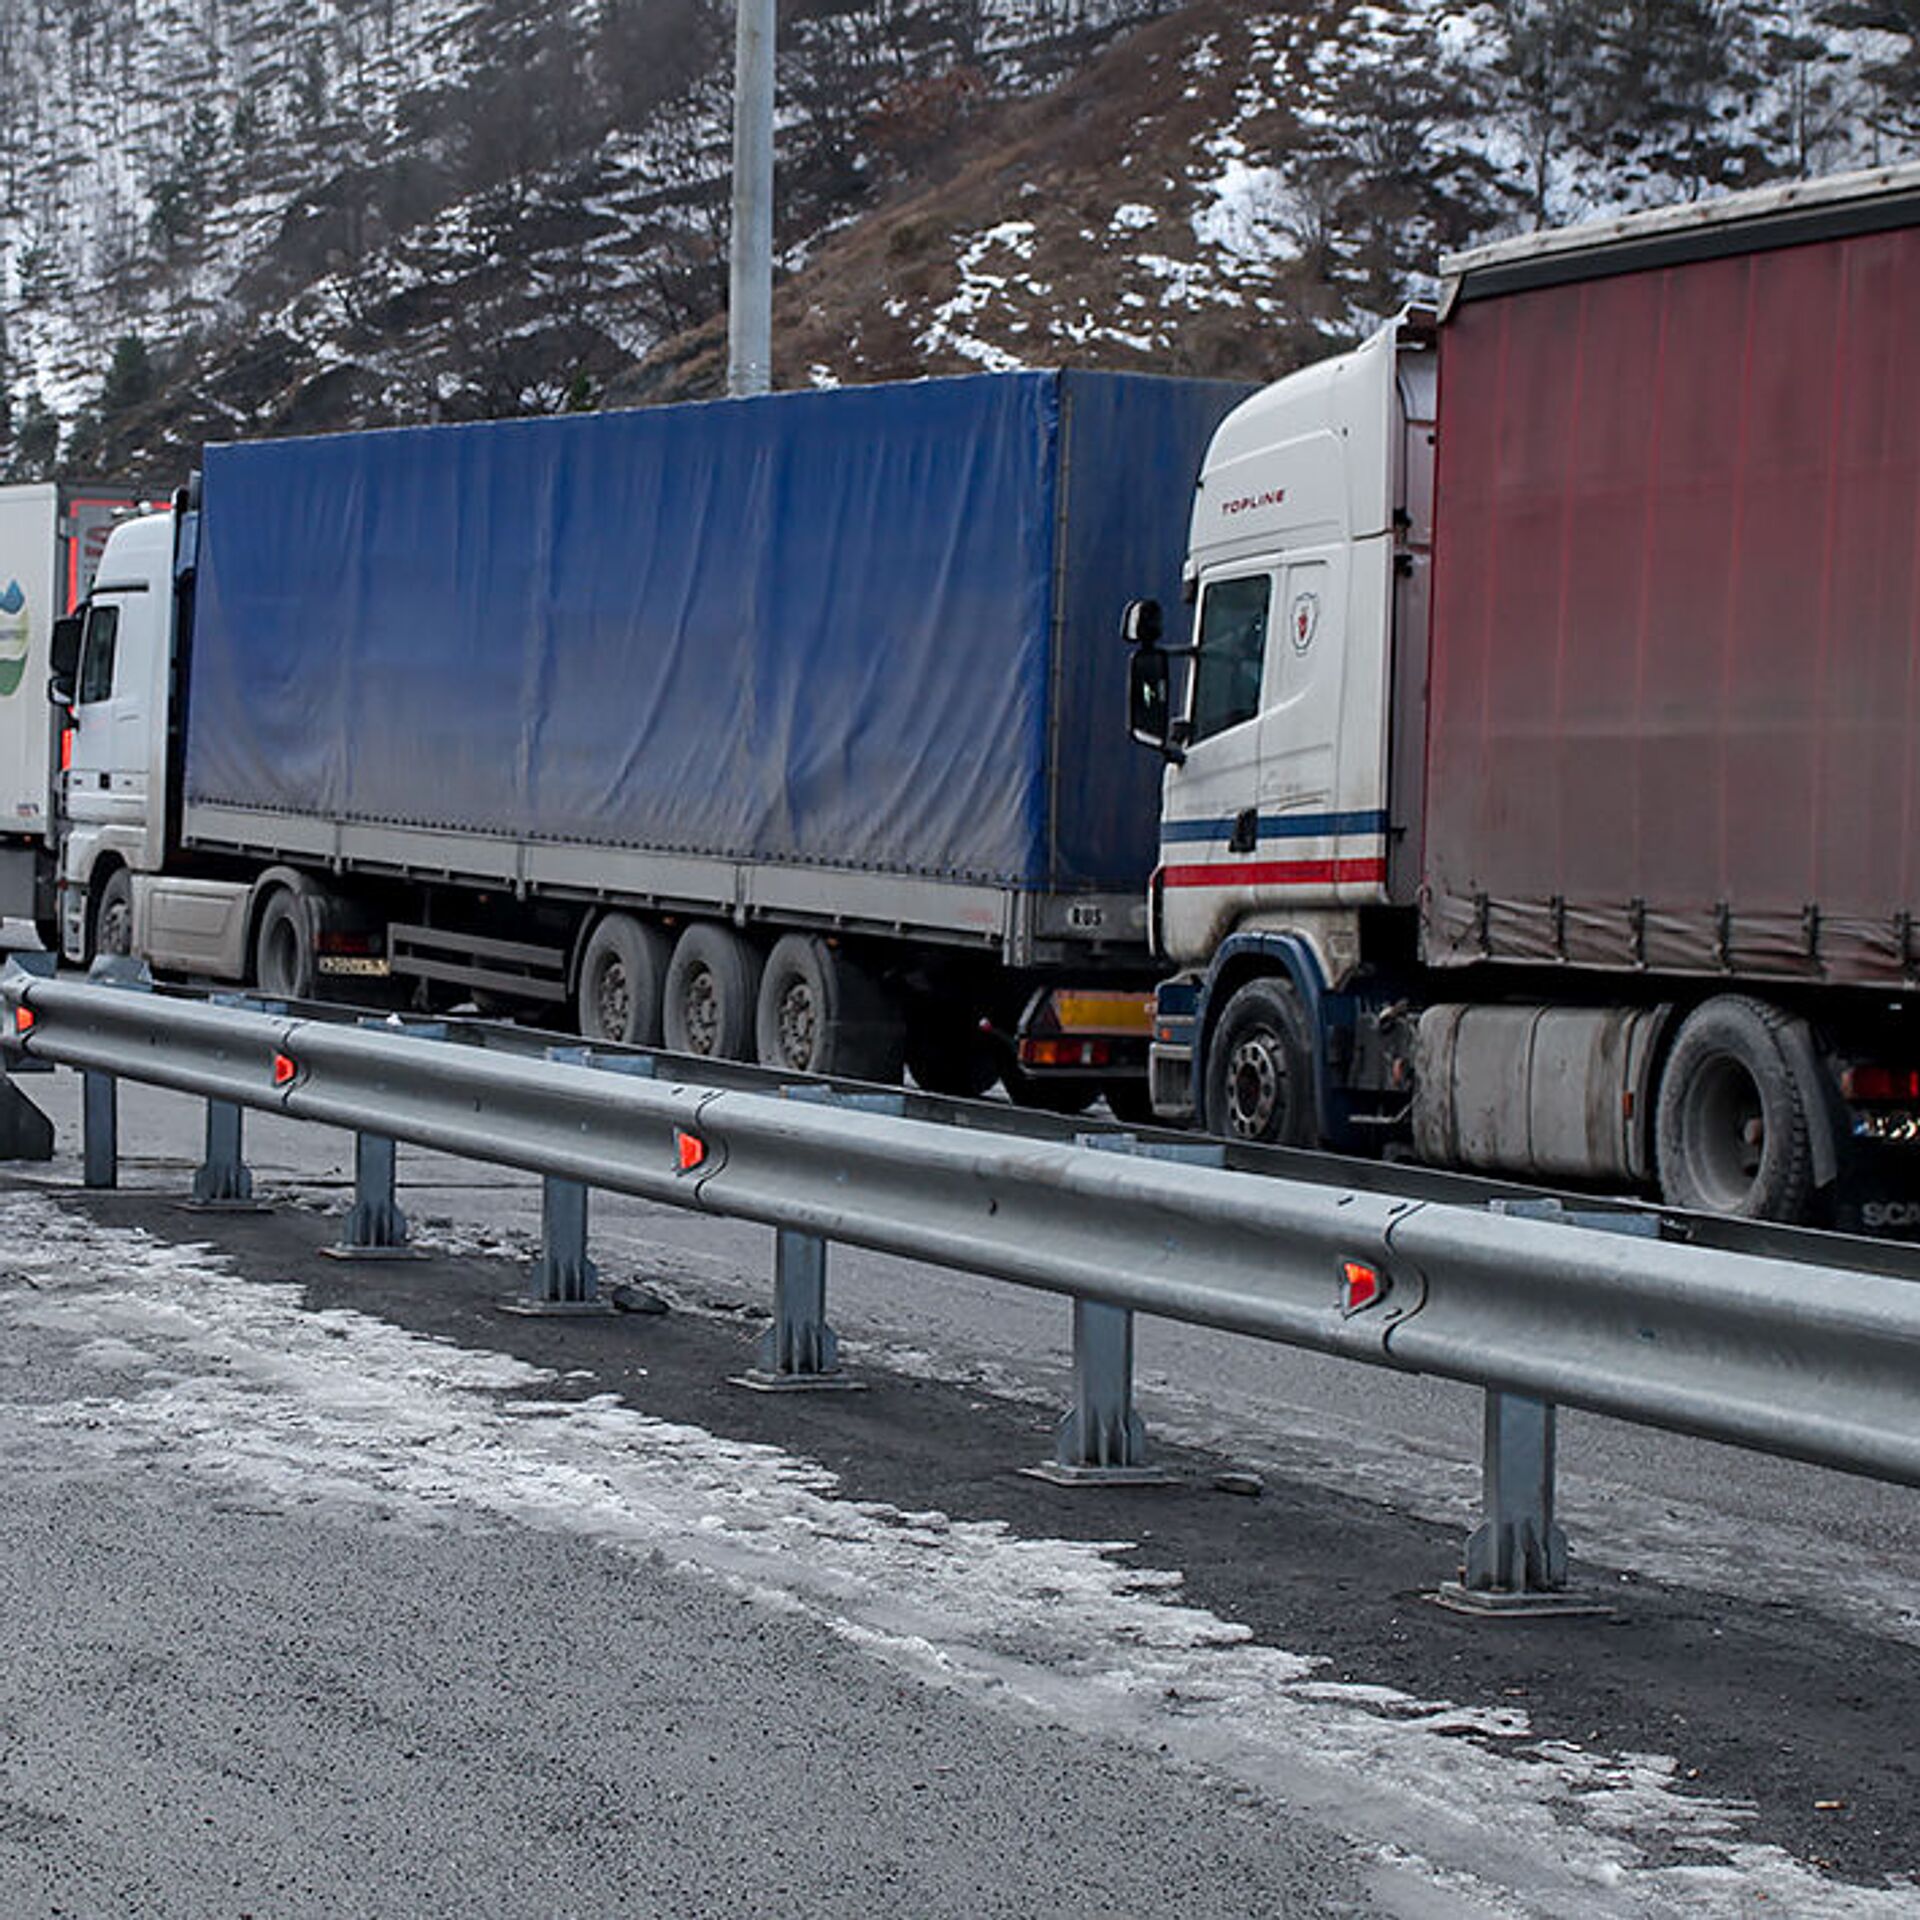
0 1191 1912 1918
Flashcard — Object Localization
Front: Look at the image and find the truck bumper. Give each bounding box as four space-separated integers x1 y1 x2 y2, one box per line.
1147 978 1202 1124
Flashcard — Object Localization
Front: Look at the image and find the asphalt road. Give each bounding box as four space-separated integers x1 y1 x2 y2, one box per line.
0 1062 1916 1917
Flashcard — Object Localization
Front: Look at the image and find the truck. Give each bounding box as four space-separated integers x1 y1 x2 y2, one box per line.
49 371 1247 1108
1124 160 1920 1229
0 483 150 947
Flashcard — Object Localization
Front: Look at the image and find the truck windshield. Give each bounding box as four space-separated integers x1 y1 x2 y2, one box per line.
76 605 120 705
1189 574 1270 742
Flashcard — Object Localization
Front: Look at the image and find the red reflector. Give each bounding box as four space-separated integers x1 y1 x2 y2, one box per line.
675 1130 707 1172
1842 1065 1920 1103
1018 1037 1112 1069
13 1006 33 1035
1342 1260 1384 1314
271 1052 298 1087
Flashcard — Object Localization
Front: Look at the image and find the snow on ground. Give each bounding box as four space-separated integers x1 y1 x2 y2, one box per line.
1 1189 1913 1918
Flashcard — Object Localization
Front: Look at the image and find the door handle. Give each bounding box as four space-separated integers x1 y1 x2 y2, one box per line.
1229 807 1258 853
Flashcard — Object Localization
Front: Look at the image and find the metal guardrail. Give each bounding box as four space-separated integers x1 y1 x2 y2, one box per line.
3 960 1917 1613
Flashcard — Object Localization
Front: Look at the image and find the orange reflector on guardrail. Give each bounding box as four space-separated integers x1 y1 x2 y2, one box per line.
12 1007 33 1036
676 1130 707 1172
1341 1260 1385 1314
271 1052 299 1087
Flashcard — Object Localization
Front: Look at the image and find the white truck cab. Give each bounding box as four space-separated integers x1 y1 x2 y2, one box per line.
57 507 177 961
1129 312 1435 1127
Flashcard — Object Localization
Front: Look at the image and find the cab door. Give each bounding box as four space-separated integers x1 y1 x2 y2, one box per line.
1157 568 1275 960
64 590 148 829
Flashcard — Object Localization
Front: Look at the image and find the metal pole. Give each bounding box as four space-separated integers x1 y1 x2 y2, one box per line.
323 1131 418 1260
727 0 775 397
188 1098 257 1208
1461 1389 1568 1595
1029 1298 1169 1486
735 1228 860 1391
82 1071 117 1189
505 1176 605 1315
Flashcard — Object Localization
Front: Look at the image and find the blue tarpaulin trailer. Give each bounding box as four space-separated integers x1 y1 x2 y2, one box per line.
182 371 1249 964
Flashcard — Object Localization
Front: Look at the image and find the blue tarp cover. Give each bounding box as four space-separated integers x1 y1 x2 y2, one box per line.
186 372 1245 892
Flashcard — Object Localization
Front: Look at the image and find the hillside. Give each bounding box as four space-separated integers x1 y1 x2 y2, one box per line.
0 0 1911 483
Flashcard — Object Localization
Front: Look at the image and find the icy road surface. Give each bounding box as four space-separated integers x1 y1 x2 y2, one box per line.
0 1068 1916 1915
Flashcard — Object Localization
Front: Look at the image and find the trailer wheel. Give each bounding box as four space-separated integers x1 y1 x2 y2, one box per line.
253 888 314 999
1003 1068 1100 1114
754 935 904 1081
1204 977 1315 1146
1103 1080 1158 1126
578 914 670 1047
904 1009 999 1098
664 924 763 1061
89 868 133 964
1656 997 1818 1222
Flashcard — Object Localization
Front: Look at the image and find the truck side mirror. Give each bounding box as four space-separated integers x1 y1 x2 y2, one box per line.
1128 648 1183 764
1121 598 1164 648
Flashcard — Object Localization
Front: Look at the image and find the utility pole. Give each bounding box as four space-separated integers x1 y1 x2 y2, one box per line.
727 0 775 398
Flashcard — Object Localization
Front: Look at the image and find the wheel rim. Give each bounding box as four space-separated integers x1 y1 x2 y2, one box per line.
592 955 630 1038
1684 1054 1766 1210
1225 1027 1289 1139
99 895 130 957
683 966 719 1054
776 979 817 1069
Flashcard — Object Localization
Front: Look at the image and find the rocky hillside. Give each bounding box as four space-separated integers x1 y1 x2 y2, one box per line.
0 0 1912 485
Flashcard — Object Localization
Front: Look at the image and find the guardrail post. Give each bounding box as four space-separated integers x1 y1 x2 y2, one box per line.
1025 1296 1170 1485
726 1083 910 1391
1022 1131 1219 1487
1438 1201 1657 1617
504 1176 605 1315
1460 1389 1568 1594
322 1132 418 1260
186 1099 260 1209
82 1072 117 1188
733 1229 861 1392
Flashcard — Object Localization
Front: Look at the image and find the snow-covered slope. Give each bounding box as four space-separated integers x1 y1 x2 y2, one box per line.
0 0 1911 477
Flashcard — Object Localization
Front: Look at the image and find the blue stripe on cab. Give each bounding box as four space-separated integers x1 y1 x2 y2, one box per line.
1159 809 1390 845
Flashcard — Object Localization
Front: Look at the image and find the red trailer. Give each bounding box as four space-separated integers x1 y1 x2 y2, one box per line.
1424 176 1920 991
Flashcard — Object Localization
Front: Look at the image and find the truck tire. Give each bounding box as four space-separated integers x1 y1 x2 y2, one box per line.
904 1007 1000 1098
1203 977 1316 1146
754 935 904 1081
577 914 670 1047
1004 1068 1100 1114
664 924 763 1061
89 868 133 964
1655 996 1818 1222
253 888 315 999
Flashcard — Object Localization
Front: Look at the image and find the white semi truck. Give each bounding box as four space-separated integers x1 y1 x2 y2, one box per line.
1124 162 1920 1230
0 483 148 947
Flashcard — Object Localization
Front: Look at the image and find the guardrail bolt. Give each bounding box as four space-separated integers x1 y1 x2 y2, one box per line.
82 1071 117 1188
504 1176 606 1316
186 1099 261 1211
1027 1299 1173 1488
322 1133 420 1262
732 1230 862 1392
